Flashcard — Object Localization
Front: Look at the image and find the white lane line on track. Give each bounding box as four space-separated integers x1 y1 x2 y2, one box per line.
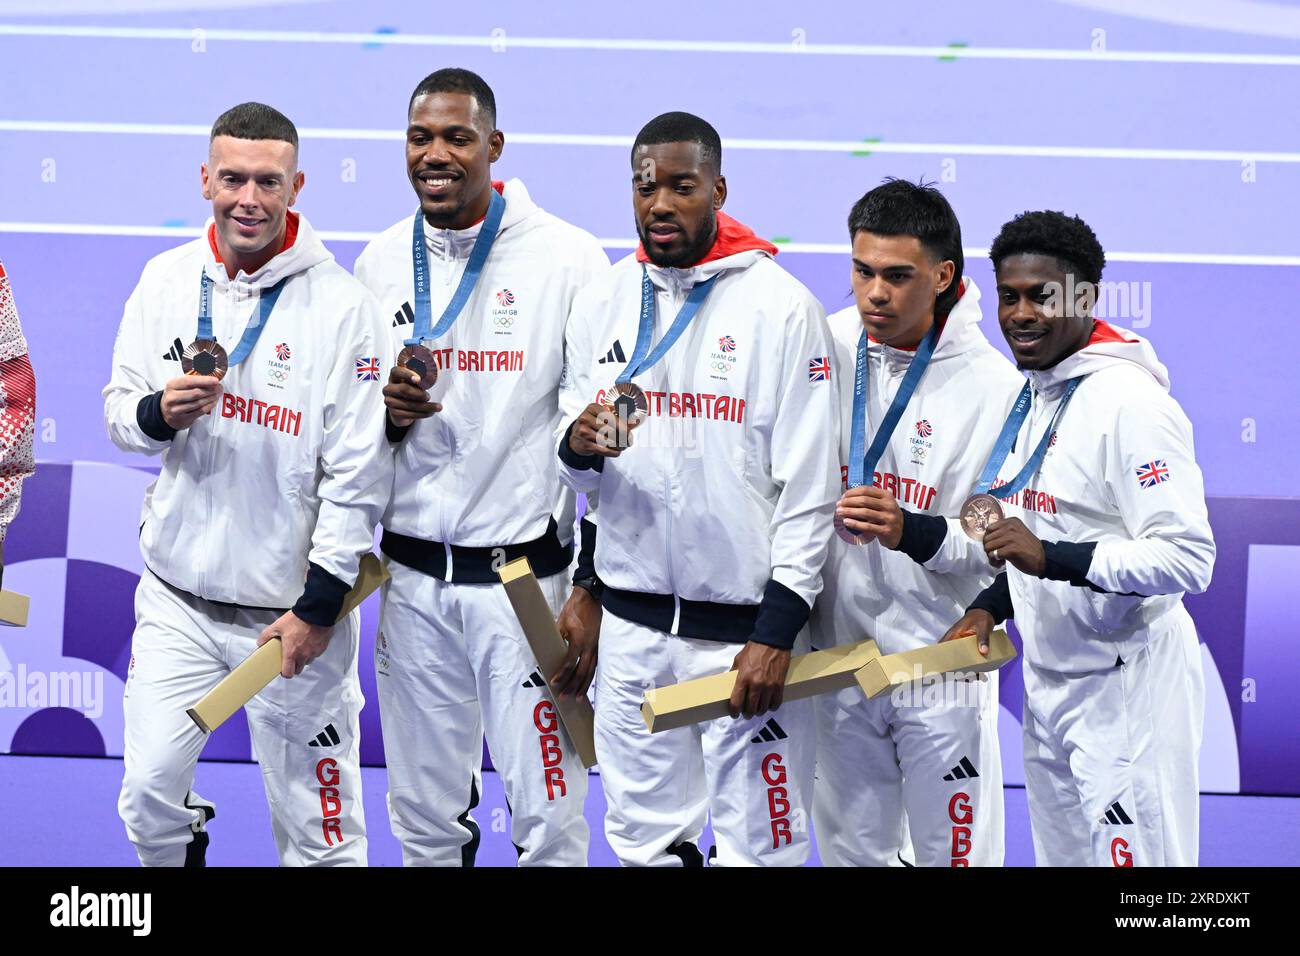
1 24 1299 66
1 120 1296 163
2 222 1296 266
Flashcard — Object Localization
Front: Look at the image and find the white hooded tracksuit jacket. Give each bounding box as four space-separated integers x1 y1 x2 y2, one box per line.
963 321 1215 866
0 261 35 543
354 179 609 866
103 212 392 866
811 281 1023 867
557 214 840 866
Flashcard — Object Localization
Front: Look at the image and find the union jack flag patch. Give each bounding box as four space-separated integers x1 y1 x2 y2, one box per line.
355 356 382 382
1135 459 1170 488
807 356 831 382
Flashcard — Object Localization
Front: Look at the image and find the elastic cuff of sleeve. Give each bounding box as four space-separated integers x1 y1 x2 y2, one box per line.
966 572 1013 625
1042 540 1100 588
558 420 604 472
575 516 598 581
895 509 947 565
136 391 177 442
386 417 412 444
750 580 810 651
291 563 350 626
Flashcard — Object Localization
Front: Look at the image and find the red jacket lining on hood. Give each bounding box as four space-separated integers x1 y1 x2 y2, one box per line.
635 210 778 266
1087 319 1138 346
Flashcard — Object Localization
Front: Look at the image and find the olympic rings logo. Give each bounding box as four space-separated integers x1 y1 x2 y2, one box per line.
709 361 731 372
494 316 514 327
269 369 289 382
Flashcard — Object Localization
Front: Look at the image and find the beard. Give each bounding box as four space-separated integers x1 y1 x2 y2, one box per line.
640 208 718 268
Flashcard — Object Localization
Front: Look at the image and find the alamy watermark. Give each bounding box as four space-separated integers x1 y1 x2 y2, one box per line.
1045 275 1152 328
0 666 104 718
888 667 987 709
50 886 151 936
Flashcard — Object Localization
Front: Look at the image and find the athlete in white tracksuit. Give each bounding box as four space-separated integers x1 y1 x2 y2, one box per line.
105 210 392 866
558 201 840 865
355 177 608 866
812 278 1022 867
0 261 36 551
947 231 1214 866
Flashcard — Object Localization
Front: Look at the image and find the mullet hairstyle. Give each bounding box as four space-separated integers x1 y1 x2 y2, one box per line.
848 178 965 318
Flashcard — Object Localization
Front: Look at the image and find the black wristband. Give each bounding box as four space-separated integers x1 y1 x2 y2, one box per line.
572 575 604 600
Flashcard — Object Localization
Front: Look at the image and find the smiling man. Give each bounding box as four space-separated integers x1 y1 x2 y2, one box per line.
105 102 392 866
353 69 608 867
557 112 839 866
940 210 1215 866
810 179 1022 867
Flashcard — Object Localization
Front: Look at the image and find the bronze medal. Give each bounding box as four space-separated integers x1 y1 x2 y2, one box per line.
181 339 229 381
397 344 438 390
960 493 1004 542
603 381 649 449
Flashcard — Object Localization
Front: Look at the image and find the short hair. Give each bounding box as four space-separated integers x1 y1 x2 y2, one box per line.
209 102 298 153
408 68 497 127
989 210 1106 286
631 112 722 173
848 178 964 317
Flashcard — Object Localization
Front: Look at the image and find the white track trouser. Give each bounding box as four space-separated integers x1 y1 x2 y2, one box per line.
595 612 815 867
1022 611 1204 867
375 561 589 866
119 569 367 867
814 670 1004 867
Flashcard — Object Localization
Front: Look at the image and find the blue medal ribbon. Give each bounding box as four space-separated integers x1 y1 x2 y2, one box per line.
615 266 718 385
196 270 288 367
972 376 1083 499
846 322 941 488
408 187 505 347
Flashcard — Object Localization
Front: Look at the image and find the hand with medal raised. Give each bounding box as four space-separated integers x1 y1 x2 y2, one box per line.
980 516 1046 575
257 610 334 679
383 363 442 427
160 373 223 430
568 402 629 457
834 485 904 549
